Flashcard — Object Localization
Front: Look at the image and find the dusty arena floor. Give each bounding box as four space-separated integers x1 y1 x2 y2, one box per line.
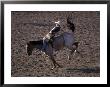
11 11 100 77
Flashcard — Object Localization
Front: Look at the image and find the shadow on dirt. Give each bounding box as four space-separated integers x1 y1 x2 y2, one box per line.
66 67 100 73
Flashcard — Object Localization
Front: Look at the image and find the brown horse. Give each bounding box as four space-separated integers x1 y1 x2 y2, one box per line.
26 18 81 69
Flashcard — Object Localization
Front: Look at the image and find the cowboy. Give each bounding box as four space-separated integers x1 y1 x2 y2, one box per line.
42 21 61 51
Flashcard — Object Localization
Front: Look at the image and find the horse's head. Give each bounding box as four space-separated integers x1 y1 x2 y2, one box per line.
26 40 43 56
26 42 32 56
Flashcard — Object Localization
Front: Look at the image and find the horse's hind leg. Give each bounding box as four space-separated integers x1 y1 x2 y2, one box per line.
68 42 78 60
72 42 83 58
72 42 79 56
68 42 83 60
50 55 62 69
68 48 76 60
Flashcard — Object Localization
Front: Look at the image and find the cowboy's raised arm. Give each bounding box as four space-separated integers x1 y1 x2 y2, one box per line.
49 21 61 34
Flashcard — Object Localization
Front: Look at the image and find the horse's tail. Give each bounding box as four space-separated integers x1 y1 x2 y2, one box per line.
67 17 75 33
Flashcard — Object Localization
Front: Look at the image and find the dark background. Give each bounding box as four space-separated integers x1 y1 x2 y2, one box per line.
11 11 100 77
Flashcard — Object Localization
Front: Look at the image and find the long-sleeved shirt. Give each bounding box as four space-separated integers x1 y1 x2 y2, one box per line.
43 24 61 42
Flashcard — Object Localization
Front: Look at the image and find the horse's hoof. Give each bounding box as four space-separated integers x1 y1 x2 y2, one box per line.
51 65 56 70
68 55 72 60
51 67 54 70
67 55 70 60
51 65 62 70
57 64 63 68
59 65 63 68
68 58 71 61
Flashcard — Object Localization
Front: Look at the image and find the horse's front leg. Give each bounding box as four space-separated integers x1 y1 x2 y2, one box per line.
50 55 62 69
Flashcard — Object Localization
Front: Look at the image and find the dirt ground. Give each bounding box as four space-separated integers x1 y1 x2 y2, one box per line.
11 11 100 77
